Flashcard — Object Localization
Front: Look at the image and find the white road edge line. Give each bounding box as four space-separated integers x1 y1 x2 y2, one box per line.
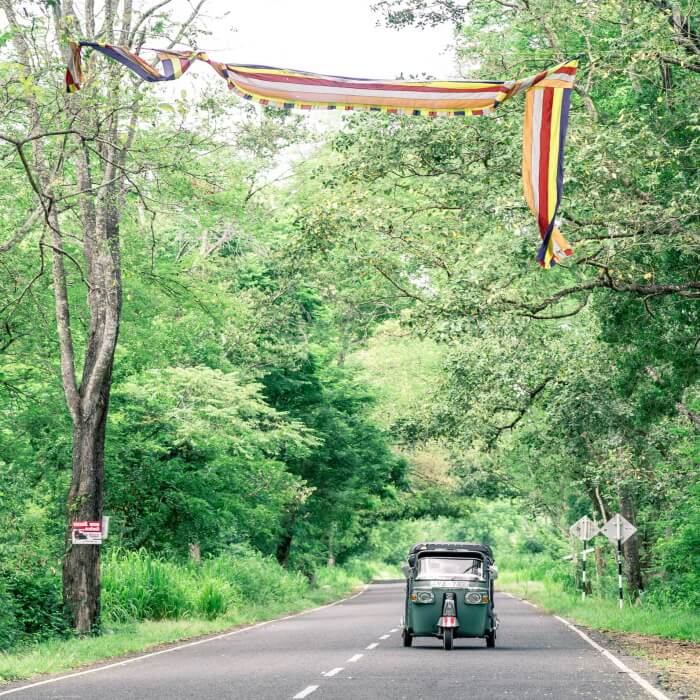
293 685 319 699
347 653 363 663
0 585 371 698
366 642 379 650
379 634 390 640
324 667 343 677
553 615 671 700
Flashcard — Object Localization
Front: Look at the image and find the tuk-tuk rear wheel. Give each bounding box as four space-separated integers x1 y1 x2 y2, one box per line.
402 629 413 647
486 629 496 648
442 628 453 650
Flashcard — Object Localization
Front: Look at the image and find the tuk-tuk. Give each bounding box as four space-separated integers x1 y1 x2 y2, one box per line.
401 542 498 650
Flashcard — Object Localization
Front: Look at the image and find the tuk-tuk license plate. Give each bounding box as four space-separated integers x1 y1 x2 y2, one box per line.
428 580 477 588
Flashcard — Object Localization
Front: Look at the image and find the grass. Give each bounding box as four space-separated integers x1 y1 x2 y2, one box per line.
0 552 387 684
499 575 700 643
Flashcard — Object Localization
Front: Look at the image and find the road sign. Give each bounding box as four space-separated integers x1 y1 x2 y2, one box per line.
601 514 637 545
71 520 102 545
569 516 599 542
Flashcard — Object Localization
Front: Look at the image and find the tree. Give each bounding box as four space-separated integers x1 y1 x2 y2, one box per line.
0 0 207 632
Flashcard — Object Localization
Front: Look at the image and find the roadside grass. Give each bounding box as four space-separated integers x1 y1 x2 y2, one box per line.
0 553 386 684
499 576 700 643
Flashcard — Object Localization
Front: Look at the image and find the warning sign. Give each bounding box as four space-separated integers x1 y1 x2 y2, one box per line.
569 515 599 542
601 514 637 545
71 521 102 545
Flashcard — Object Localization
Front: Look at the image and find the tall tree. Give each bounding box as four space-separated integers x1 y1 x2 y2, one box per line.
0 0 206 632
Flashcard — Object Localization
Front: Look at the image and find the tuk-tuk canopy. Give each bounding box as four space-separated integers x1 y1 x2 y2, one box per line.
407 542 494 567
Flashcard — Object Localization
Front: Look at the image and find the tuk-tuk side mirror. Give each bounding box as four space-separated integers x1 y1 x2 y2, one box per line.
489 565 499 580
401 563 413 579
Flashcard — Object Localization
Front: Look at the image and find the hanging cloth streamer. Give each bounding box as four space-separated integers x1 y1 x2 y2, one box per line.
66 42 578 268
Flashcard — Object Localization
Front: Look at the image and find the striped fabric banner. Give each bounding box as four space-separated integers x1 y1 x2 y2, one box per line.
65 42 577 267
523 82 574 268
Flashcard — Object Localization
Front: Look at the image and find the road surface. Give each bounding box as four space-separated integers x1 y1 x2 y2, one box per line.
1 582 667 699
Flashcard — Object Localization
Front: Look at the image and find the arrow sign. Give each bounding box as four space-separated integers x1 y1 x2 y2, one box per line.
569 515 599 542
601 513 637 544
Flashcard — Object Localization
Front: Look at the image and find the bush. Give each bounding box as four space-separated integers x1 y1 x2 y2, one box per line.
0 579 18 651
2 563 69 642
196 579 232 619
102 549 194 623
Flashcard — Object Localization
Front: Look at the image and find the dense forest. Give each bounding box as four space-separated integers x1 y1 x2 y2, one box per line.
0 0 698 660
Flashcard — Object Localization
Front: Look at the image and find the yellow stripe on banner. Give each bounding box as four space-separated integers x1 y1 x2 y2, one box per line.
522 90 536 216
547 88 563 224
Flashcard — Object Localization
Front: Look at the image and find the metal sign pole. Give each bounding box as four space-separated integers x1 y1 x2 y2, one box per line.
581 538 587 600
617 515 624 609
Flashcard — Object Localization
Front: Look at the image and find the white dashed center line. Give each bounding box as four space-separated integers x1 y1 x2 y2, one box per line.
348 653 363 663
324 667 344 677
390 628 398 633
293 685 319 699
366 642 379 650
379 634 390 640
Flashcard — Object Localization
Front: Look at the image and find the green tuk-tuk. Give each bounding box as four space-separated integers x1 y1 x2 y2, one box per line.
401 542 499 650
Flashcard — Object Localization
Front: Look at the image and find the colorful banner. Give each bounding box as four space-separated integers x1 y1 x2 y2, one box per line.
66 43 577 267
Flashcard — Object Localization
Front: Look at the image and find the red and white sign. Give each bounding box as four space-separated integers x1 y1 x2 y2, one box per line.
71 520 102 545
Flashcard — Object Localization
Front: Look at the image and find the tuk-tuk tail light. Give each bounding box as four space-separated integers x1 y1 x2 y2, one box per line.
413 591 435 604
466 591 487 604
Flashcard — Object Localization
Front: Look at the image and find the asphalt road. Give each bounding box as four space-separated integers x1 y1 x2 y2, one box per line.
2 582 665 700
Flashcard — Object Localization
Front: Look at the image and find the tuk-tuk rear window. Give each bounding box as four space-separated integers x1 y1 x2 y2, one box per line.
415 556 484 580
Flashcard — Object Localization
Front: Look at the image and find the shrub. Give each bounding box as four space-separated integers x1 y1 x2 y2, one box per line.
102 549 193 623
0 578 18 650
2 563 69 642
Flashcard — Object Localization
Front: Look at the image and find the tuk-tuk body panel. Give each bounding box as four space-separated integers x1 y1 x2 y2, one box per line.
407 586 490 637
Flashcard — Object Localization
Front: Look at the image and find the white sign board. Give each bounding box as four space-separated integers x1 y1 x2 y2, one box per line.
601 513 637 544
569 515 599 541
71 520 102 545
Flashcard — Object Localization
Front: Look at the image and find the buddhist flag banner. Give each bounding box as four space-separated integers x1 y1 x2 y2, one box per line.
66 42 577 267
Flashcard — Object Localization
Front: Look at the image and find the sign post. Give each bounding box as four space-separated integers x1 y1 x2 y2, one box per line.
569 516 599 599
601 513 637 609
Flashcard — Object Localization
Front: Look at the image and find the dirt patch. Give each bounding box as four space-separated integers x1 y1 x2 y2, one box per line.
605 631 700 700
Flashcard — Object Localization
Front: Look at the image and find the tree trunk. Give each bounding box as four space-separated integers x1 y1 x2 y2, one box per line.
63 373 113 633
620 491 644 598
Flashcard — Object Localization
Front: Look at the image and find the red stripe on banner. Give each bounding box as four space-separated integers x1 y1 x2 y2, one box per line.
537 88 553 237
227 70 509 94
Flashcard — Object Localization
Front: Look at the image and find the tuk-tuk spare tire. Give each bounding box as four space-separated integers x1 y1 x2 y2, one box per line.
443 628 453 651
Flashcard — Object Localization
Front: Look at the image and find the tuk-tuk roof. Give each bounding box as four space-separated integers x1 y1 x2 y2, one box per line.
408 542 494 564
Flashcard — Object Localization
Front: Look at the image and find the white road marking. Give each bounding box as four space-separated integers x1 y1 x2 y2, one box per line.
323 667 343 677
0 586 371 698
379 634 390 639
554 616 671 700
293 685 319 699
366 642 378 650
347 653 363 663
390 628 398 632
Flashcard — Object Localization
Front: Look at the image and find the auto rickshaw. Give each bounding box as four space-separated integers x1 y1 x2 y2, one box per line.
400 542 498 650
